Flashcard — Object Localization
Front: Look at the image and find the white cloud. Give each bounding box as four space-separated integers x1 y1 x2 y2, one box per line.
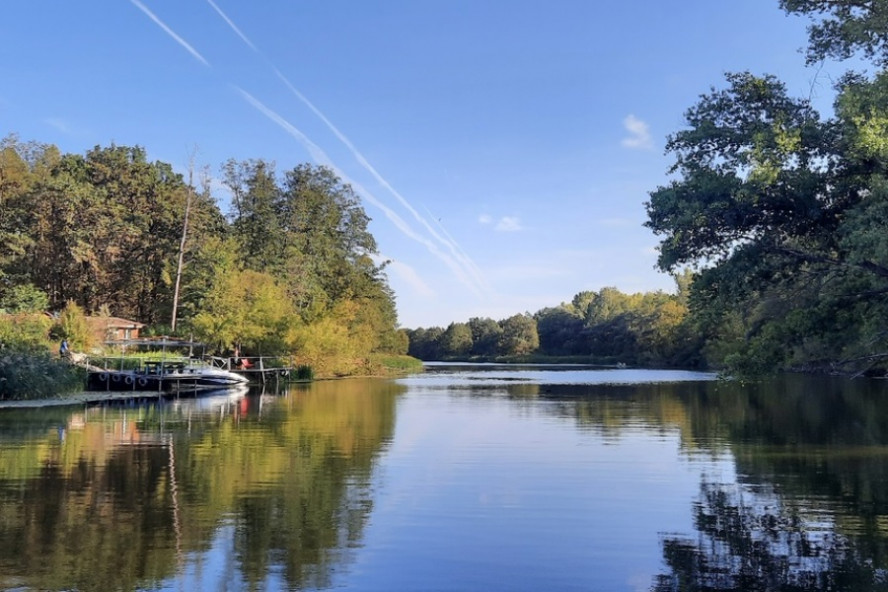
621 114 653 150
479 214 492 225
44 117 71 134
495 216 522 232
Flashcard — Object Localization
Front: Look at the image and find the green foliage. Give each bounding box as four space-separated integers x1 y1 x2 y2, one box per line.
56 300 91 352
467 317 503 356
409 284 692 367
368 354 423 375
0 313 53 352
440 322 473 357
644 4 888 374
192 268 297 355
497 314 539 356
0 349 85 399
781 0 888 65
294 364 314 380
535 306 585 355
0 284 48 313
405 326 444 360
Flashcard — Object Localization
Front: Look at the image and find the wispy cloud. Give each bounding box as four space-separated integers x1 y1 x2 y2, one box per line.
621 114 653 150
480 215 522 232
234 87 330 164
496 217 522 232
130 0 210 67
139 0 490 300
44 117 72 134
273 68 487 290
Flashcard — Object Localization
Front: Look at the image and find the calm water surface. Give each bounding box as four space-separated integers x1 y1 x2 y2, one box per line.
2 364 888 590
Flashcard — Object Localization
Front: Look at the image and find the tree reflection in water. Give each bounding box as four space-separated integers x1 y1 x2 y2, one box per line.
653 479 888 591
0 379 401 591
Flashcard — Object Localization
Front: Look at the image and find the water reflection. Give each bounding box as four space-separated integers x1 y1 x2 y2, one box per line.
647 375 888 591
3 369 888 590
652 479 888 591
405 368 888 590
0 379 402 591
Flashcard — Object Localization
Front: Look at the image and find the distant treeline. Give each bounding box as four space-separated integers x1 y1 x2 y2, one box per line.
0 138 405 376
407 283 700 368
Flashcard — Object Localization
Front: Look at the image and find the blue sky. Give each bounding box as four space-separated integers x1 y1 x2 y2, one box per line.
1 1 847 328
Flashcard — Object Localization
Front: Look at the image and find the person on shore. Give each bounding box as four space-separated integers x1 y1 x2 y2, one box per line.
59 339 70 358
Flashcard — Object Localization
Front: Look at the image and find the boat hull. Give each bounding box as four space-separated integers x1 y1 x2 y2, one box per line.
88 366 248 392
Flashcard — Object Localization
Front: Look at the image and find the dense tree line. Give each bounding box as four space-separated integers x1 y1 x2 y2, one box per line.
407 283 696 367
0 138 406 373
643 0 888 376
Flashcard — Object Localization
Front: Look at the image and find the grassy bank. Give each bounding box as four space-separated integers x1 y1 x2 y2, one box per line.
298 354 423 379
368 354 424 376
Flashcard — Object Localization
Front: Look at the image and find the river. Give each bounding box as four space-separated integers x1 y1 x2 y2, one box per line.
1 364 888 591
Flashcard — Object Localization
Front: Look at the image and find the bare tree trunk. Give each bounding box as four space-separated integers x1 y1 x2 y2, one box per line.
171 154 195 332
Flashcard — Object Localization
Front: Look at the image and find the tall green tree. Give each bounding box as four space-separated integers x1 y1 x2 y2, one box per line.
468 317 503 357
534 306 586 356
498 314 539 356
645 58 888 373
279 164 378 312
440 322 473 357
222 158 282 273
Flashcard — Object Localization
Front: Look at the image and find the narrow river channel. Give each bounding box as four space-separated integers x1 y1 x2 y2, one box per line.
1 364 887 591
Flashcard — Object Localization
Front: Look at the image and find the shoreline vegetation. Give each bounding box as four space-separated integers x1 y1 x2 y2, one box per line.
0 351 424 404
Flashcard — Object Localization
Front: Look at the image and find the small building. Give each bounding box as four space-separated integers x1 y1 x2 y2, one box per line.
86 317 145 342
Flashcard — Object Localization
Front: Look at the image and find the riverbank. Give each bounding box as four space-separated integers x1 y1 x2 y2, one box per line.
0 390 168 408
0 352 424 406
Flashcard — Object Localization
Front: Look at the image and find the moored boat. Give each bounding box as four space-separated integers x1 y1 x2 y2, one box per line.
84 338 249 393
88 359 248 392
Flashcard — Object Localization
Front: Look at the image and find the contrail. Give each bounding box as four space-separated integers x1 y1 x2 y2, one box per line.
205 0 256 52
235 87 330 167
207 0 489 296
130 0 210 67
272 68 489 292
424 205 490 292
235 88 485 298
